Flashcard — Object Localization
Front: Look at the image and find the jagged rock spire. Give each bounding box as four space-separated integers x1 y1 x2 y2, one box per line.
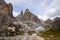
16 9 41 24
0 0 6 4
8 3 13 17
15 10 24 21
0 0 7 10
0 0 14 26
0 0 13 16
20 11 23 16
25 9 30 13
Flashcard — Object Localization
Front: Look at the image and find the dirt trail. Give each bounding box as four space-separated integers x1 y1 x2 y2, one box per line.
22 33 45 40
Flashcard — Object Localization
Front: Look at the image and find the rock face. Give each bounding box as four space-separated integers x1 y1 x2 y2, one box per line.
45 19 52 28
16 11 23 21
45 19 52 25
52 17 60 30
0 0 13 16
0 0 14 30
15 9 46 32
0 0 46 38
16 9 42 24
23 9 41 24
45 17 60 30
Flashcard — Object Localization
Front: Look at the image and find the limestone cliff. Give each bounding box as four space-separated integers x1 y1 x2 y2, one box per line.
0 0 14 29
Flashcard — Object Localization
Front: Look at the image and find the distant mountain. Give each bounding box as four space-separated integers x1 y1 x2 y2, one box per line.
52 17 60 30
16 9 41 24
16 11 24 21
45 19 52 24
44 19 53 30
45 17 60 30
15 9 46 32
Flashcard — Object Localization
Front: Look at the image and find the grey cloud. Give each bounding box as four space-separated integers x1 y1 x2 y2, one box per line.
47 8 60 17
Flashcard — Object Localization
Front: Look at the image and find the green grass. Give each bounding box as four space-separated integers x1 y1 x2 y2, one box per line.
39 29 60 40
42 29 60 37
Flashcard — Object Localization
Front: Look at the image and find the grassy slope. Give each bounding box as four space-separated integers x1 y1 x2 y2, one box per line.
41 29 60 40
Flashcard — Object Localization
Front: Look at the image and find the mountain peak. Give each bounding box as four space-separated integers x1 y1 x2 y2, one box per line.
20 11 23 16
0 0 13 16
25 9 29 12
0 0 6 3
0 0 14 26
0 0 6 5
16 9 41 24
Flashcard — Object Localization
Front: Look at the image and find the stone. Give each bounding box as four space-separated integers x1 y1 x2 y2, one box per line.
15 9 46 32
16 11 23 21
23 9 41 24
52 17 60 30
0 0 14 31
16 9 42 24
0 0 46 37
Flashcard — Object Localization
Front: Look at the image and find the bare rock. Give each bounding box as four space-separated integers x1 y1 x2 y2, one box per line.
16 9 42 24
16 11 24 21
23 9 41 24
52 17 60 30
15 9 46 32
0 0 14 30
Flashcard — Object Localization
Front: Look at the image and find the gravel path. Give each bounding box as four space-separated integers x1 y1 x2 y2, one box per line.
0 33 45 40
22 33 45 40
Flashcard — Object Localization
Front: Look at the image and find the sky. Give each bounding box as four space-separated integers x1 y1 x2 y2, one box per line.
5 0 60 21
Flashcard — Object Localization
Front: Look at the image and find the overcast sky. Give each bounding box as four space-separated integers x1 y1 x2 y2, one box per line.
5 0 60 21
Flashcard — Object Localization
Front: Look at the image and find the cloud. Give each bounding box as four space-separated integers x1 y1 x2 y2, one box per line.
46 8 60 17
13 11 20 17
45 0 60 17
45 8 56 17
5 0 60 20
38 0 60 20
5 0 27 5
50 0 60 7
38 15 49 21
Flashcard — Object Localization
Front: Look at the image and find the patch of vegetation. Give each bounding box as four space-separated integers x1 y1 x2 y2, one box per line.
0 29 25 37
17 31 24 35
27 31 36 35
38 29 60 40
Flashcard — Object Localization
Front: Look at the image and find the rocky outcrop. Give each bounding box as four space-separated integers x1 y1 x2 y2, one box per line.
0 0 14 31
52 17 60 30
15 9 46 32
45 19 52 28
0 0 46 38
45 17 60 30
45 19 52 24
16 11 23 21
16 9 42 24
23 9 41 24
0 2 13 16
